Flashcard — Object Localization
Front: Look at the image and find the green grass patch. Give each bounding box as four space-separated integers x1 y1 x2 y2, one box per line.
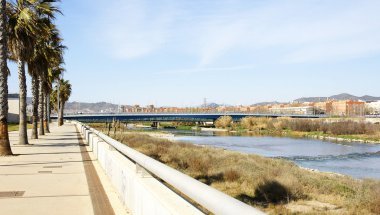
175 125 193 130
7 123 33 132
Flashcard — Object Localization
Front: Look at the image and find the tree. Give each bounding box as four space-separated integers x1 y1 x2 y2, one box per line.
29 63 39 139
46 65 64 130
51 78 71 126
7 0 38 144
38 73 45 135
43 27 65 132
240 117 254 131
240 117 273 132
29 23 64 136
215 116 233 129
8 0 61 140
0 0 12 155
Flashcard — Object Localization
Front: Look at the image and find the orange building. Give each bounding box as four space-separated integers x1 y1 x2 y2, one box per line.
329 100 365 116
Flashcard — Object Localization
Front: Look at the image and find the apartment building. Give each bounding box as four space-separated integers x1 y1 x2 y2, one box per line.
327 100 365 116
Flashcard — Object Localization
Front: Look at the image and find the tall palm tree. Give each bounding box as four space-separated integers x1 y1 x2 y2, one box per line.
29 23 52 137
43 27 65 133
8 0 61 141
0 0 12 155
29 65 39 139
29 18 50 139
51 78 71 126
38 74 45 135
7 0 39 145
46 65 64 131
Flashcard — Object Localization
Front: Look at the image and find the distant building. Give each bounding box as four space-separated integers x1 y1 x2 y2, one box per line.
269 106 316 115
312 101 330 114
329 100 365 116
8 94 19 123
366 101 380 115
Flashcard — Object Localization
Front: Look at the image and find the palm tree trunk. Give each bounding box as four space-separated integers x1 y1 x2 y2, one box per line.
38 78 44 135
0 0 12 155
44 89 50 133
18 59 28 145
57 80 60 126
31 74 39 139
47 93 51 126
59 101 64 126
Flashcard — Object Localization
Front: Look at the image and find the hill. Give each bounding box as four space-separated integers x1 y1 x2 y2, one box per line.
65 101 120 113
294 93 380 103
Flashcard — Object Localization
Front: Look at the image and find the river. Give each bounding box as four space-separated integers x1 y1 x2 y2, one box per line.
153 129 380 179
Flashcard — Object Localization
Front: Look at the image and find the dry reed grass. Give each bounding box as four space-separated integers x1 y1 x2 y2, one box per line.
238 117 379 136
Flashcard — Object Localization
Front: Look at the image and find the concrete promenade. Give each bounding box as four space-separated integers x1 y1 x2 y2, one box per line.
0 123 126 215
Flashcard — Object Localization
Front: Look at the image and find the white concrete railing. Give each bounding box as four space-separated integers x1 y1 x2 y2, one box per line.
75 121 265 215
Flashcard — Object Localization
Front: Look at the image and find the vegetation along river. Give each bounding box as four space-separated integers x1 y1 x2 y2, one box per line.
157 129 380 179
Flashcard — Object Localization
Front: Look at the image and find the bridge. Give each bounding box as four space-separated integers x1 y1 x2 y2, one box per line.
57 113 326 123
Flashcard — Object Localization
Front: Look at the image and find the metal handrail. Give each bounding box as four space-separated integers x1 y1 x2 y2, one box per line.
78 122 265 215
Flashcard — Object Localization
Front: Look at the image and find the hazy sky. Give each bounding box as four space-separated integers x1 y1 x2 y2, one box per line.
7 0 380 106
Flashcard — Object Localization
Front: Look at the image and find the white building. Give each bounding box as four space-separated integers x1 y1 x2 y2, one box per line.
366 101 380 115
269 106 316 115
8 94 19 123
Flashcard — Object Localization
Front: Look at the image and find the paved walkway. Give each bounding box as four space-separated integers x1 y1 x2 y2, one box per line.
0 123 120 215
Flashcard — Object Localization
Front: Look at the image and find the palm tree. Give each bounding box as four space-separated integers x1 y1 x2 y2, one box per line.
0 0 12 155
38 74 45 135
46 65 64 131
28 23 54 137
52 78 71 126
43 27 65 133
8 0 61 141
7 0 39 144
29 64 39 139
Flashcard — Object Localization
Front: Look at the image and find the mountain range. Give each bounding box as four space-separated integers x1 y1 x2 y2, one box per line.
252 93 380 106
293 93 380 103
65 102 120 113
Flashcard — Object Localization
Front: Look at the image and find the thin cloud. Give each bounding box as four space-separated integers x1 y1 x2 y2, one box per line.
89 0 380 65
96 0 176 59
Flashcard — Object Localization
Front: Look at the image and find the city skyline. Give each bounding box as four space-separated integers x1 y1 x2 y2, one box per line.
6 0 380 106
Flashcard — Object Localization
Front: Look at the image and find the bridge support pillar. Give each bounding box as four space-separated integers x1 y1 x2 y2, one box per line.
152 122 160 128
197 121 206 126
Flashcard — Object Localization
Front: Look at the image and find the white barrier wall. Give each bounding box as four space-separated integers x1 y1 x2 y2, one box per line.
77 124 204 215
76 122 265 215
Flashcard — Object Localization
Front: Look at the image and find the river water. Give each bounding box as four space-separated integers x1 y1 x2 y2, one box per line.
157 129 380 179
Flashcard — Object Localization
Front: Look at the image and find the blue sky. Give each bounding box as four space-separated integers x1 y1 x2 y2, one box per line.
7 0 380 106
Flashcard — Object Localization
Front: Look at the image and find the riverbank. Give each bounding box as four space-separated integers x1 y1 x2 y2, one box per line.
217 117 380 144
90 124 380 214
247 130 380 144
301 131 380 144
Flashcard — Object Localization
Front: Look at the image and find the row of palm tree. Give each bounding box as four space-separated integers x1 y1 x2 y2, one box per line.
0 0 71 156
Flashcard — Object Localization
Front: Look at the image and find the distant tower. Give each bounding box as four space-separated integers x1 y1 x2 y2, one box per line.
203 98 207 107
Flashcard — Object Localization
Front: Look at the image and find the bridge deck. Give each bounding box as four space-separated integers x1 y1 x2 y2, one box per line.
58 113 324 123
0 124 127 215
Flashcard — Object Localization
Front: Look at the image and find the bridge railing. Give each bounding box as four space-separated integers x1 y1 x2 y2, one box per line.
75 121 265 215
